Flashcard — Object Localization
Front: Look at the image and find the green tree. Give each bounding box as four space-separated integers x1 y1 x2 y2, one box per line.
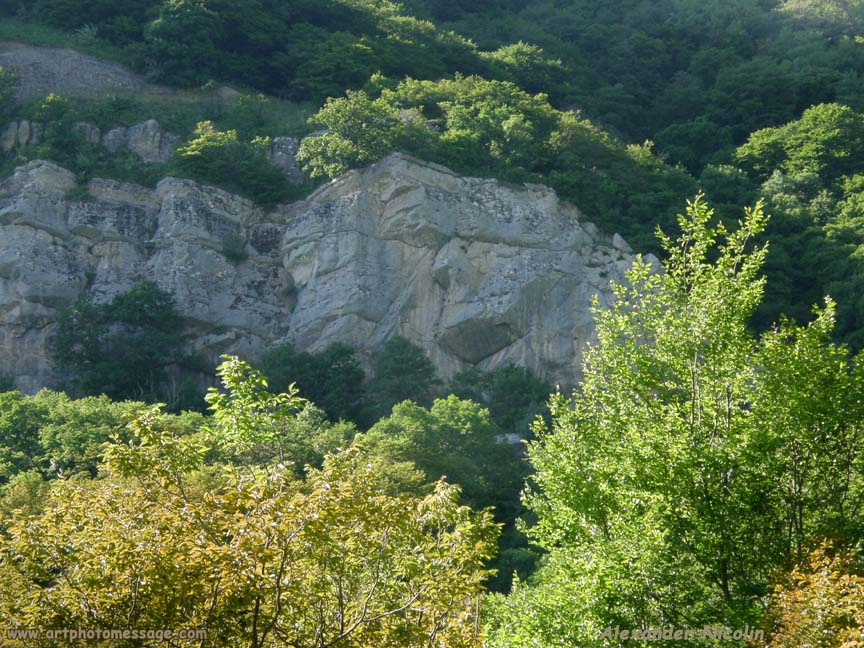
0 392 49 482
733 105 864 346
778 0 864 38
204 354 306 463
366 336 441 420
33 390 149 477
362 395 535 593
50 281 184 402
175 121 292 207
297 89 416 179
448 364 551 438
0 470 49 523
258 343 367 424
362 396 518 513
736 103 864 183
0 357 498 648
479 42 567 97
485 196 864 645
142 0 222 86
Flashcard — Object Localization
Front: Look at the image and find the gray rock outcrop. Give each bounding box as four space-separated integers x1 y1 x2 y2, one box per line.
0 120 42 151
1 118 180 164
102 119 180 163
269 136 304 182
0 154 648 393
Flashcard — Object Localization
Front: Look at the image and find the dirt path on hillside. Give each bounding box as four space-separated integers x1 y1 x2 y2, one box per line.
0 41 169 100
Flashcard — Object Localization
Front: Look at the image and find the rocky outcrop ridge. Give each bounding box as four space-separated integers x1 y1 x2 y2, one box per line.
101 119 180 163
0 120 42 151
2 118 305 178
1 118 180 163
0 154 649 393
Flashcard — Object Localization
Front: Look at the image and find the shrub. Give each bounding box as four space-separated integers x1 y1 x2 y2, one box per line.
50 281 184 403
175 121 296 207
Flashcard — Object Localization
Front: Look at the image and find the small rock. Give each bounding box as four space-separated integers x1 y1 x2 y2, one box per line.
643 253 662 272
612 232 632 254
269 136 303 181
16 120 30 147
0 122 17 152
127 119 174 163
103 127 128 153
73 121 101 145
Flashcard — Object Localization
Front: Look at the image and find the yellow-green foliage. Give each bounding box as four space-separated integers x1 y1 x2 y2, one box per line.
0 357 499 647
765 542 864 647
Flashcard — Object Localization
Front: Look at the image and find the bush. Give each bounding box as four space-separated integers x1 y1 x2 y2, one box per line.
50 281 185 403
175 121 296 208
259 343 367 425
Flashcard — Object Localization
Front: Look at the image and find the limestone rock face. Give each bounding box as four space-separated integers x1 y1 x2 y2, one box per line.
2 118 181 164
268 137 304 182
102 119 180 163
0 120 43 152
0 154 647 393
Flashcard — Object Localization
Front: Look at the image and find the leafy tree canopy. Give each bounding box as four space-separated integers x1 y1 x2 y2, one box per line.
733 104 864 347
485 196 864 645
0 356 499 648
259 342 367 426
50 281 186 403
365 336 442 421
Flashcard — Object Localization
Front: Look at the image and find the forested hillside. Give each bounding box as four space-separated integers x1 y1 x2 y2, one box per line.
1 0 864 645
3 0 864 343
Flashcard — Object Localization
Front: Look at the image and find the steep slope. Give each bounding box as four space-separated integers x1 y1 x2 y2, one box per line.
0 41 166 100
0 154 647 392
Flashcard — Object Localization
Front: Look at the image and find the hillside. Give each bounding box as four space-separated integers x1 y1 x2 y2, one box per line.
0 40 166 99
2 2 864 348
1 2 864 645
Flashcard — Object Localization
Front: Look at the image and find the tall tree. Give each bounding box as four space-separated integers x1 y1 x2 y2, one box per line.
485 196 864 645
366 336 441 420
50 282 184 403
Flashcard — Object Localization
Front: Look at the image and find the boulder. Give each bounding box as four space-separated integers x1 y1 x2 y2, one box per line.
268 136 304 182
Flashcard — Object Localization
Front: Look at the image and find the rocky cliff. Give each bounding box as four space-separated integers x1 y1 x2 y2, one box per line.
0 153 650 393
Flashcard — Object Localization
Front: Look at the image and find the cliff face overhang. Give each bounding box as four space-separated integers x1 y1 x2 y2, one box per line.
0 153 649 393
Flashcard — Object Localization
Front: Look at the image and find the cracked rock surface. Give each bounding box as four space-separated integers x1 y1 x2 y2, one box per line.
0 154 650 392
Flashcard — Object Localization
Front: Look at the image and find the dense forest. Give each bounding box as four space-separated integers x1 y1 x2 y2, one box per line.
1 0 864 645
